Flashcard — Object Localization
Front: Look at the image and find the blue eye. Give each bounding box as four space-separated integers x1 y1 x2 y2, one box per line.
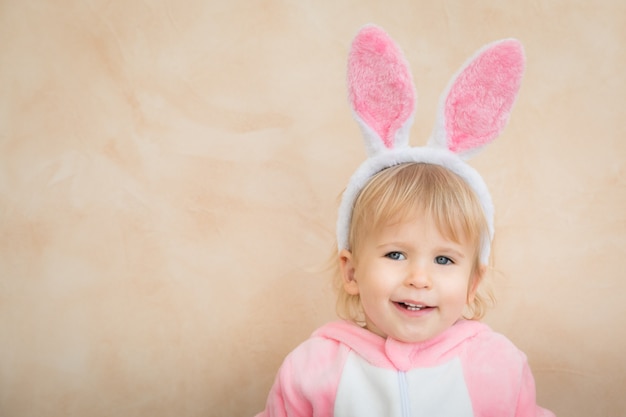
435 256 453 265
386 252 406 261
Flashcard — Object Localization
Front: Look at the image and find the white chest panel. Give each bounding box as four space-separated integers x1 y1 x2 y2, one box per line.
334 353 474 417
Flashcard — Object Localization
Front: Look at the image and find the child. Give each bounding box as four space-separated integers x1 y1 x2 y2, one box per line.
255 25 555 417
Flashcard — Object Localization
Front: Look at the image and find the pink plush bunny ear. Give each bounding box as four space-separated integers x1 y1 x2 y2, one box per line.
430 39 526 158
348 25 416 156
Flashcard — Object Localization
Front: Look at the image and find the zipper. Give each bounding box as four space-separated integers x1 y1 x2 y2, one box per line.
398 371 410 417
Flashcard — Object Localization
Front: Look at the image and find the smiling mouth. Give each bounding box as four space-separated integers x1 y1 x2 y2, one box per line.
397 302 429 311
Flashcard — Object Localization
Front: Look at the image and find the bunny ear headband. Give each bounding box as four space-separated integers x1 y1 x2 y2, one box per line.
336 25 526 264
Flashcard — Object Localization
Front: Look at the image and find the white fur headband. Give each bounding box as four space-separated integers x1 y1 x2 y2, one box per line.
336 25 526 264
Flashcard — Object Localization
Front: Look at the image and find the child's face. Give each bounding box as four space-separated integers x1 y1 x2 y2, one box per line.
340 214 481 343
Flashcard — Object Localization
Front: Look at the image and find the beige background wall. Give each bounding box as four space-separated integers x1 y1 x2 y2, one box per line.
1 1 624 416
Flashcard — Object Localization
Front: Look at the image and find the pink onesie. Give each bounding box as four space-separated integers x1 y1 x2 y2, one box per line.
256 319 554 417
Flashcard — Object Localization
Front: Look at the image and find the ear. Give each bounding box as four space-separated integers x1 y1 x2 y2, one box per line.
339 249 360 295
430 39 526 158
467 264 487 303
347 25 416 156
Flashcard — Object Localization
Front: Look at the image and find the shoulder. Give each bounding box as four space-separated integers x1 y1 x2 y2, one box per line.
459 322 539 414
462 322 528 367
435 320 527 367
271 323 352 414
278 322 356 388
285 326 352 371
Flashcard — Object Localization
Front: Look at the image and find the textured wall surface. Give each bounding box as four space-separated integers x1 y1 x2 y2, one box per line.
1 1 625 416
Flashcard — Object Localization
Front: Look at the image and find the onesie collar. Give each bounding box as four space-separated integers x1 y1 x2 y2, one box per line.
313 319 489 371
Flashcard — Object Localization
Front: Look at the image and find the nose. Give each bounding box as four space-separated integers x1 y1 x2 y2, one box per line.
404 262 432 289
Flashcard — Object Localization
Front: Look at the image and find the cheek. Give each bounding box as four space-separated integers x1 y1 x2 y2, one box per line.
357 267 394 299
442 278 473 306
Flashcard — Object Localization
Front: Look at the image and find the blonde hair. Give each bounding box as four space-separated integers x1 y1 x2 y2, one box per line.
334 163 495 323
